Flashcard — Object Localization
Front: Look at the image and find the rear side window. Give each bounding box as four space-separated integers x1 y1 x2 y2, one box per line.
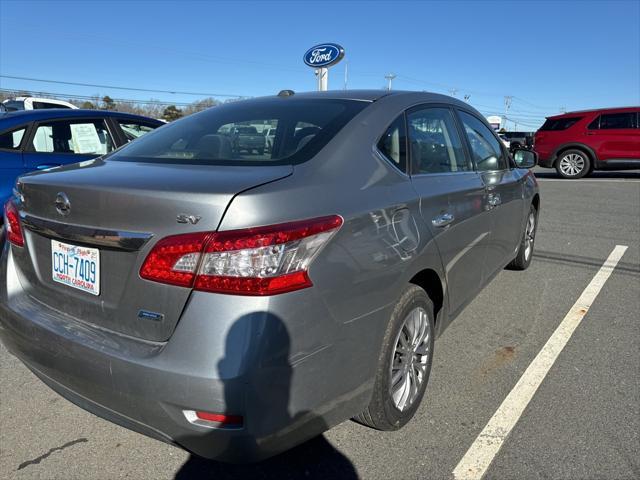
32 101 72 110
2 101 25 112
31 119 115 154
590 112 636 130
377 114 407 172
539 117 582 131
117 120 158 142
109 99 367 166
0 127 26 150
458 111 507 171
408 107 469 174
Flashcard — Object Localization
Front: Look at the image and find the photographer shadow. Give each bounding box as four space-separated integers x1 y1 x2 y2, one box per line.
174 312 358 480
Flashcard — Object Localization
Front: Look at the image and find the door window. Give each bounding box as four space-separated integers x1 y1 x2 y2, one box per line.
32 120 114 154
594 112 636 129
118 121 158 142
458 111 507 171
407 107 469 174
0 127 26 150
377 114 407 172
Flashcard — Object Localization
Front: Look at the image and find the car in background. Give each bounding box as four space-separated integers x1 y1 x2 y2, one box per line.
0 90 539 462
0 109 163 236
534 107 640 178
498 133 510 149
264 126 277 152
501 131 534 151
2 97 78 111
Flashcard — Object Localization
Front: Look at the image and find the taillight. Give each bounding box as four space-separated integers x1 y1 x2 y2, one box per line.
140 215 343 296
4 200 24 247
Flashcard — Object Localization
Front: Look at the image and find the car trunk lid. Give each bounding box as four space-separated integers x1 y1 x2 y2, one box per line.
12 158 292 342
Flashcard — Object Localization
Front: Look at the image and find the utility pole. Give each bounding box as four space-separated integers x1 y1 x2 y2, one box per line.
384 73 397 91
503 95 513 132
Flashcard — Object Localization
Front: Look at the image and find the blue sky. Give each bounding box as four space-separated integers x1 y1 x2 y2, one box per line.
1 0 638 129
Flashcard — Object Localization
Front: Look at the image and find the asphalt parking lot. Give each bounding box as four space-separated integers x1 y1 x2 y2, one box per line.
1 168 639 480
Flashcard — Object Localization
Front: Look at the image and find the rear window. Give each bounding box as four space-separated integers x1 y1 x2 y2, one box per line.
539 117 582 131
32 101 72 110
109 99 368 166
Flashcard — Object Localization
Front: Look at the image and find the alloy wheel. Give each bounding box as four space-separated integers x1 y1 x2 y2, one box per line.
390 307 431 411
559 153 585 177
524 211 536 261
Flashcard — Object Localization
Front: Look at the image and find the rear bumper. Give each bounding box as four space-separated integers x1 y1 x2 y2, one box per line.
0 243 377 462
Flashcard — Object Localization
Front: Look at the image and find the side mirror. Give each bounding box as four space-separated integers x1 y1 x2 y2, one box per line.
513 149 537 169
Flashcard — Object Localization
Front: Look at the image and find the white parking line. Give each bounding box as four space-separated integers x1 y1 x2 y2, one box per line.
452 244 628 480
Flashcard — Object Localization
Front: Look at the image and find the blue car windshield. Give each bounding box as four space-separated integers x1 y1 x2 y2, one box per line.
109 99 368 166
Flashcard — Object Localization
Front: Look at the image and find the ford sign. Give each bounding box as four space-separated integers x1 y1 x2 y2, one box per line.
303 43 345 68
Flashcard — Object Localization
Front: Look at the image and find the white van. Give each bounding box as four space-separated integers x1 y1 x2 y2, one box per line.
1 96 78 111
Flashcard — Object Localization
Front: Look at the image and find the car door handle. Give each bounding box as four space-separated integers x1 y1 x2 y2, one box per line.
36 164 61 170
432 213 455 228
487 192 502 208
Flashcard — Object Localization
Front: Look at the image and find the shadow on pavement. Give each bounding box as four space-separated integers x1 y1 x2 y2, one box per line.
175 435 358 479
534 250 639 276
533 169 640 180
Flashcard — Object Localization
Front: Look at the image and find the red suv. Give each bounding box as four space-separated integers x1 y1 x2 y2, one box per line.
534 107 639 178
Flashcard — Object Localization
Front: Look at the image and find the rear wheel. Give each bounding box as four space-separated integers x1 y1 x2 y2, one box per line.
507 203 538 270
555 149 591 179
354 285 435 430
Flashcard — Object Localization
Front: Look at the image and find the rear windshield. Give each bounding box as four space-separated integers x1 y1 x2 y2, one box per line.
539 117 582 131
109 99 368 166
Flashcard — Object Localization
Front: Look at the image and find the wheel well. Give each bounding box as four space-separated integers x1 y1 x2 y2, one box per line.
555 145 594 166
410 269 444 323
531 193 540 211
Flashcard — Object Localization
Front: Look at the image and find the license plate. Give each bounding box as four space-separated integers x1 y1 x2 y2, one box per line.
51 240 100 296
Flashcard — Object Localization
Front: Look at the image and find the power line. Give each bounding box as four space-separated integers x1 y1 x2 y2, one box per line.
0 88 202 107
0 75 244 98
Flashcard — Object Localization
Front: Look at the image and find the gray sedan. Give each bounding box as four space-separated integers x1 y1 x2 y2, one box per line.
0 90 539 463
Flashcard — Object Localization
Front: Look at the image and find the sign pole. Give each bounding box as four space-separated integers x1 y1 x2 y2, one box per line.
316 68 328 91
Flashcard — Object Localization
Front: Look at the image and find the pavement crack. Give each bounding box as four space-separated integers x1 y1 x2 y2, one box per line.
17 438 88 470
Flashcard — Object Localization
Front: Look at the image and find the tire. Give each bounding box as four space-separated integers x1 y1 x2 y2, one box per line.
507 203 538 270
354 285 435 431
555 149 591 179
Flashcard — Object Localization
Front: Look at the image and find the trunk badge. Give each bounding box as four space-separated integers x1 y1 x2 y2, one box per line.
55 192 71 216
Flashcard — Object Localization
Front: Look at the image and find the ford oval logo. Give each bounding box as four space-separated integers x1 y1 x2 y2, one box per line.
303 43 345 68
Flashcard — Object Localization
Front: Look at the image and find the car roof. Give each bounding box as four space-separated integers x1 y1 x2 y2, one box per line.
0 109 162 129
547 106 640 119
245 89 470 109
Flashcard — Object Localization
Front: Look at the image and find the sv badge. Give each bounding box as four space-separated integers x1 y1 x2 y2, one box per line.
176 214 202 225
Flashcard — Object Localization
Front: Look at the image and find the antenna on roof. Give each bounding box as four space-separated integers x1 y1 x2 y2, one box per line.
278 90 295 97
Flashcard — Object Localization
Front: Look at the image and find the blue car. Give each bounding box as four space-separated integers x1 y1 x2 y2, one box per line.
1 109 163 236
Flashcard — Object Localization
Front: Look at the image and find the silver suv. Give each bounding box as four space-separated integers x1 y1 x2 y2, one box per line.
0 90 539 463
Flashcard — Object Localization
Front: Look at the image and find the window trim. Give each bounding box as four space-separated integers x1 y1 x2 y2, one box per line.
455 107 510 173
23 117 118 156
374 112 410 176
405 103 473 177
0 123 32 152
